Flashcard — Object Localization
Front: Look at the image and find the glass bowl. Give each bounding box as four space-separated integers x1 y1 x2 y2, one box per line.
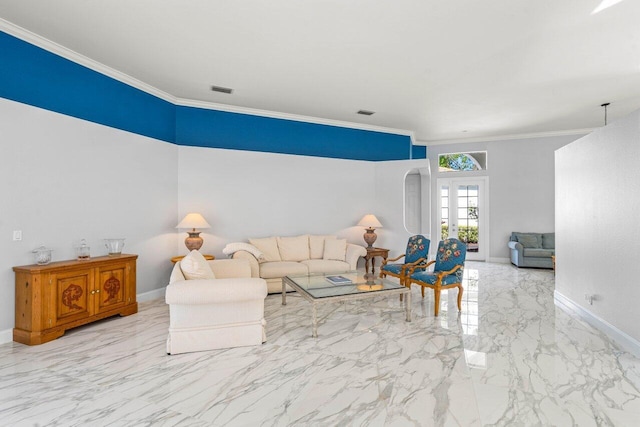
33 246 52 265
104 238 125 255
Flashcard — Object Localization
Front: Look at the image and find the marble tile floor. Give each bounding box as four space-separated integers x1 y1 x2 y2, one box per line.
2 262 640 426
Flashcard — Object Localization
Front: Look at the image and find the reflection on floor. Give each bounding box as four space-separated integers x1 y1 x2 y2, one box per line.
1 262 640 426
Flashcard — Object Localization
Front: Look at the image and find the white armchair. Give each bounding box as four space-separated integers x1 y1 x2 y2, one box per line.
166 258 268 355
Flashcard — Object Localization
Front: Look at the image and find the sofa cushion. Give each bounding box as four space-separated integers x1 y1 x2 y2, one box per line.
381 264 404 275
309 235 337 259
323 239 347 261
514 233 542 248
180 250 216 280
301 259 351 274
523 248 554 258
411 271 463 286
277 235 310 261
259 261 309 279
249 237 282 262
542 233 555 249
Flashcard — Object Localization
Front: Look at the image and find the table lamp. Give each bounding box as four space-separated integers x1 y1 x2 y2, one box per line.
176 213 211 251
357 214 383 248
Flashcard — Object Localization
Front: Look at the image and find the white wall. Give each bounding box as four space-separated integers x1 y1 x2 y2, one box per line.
177 148 432 267
177 146 377 257
427 135 581 260
556 109 640 343
0 98 178 335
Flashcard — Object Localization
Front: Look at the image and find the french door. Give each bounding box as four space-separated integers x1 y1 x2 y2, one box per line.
437 178 488 261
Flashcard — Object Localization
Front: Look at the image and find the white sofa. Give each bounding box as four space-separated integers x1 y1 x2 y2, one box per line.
226 235 366 293
166 255 268 355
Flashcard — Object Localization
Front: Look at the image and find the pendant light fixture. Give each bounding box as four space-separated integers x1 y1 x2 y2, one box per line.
601 102 610 125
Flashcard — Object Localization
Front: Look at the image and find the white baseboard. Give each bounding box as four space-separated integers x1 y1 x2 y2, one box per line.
137 287 165 303
0 329 12 345
488 257 510 264
0 287 166 346
554 290 640 358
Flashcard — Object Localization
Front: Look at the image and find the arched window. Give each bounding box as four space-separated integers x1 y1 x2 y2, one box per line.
439 152 487 172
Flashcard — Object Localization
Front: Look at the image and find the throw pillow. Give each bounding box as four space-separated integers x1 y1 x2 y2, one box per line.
277 235 310 261
323 238 347 261
309 235 337 259
180 250 216 280
249 236 282 262
515 233 542 249
222 242 266 261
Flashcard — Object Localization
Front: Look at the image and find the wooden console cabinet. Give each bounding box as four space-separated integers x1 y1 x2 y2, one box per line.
13 254 138 345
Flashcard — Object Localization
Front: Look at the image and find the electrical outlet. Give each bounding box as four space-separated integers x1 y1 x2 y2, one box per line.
12 230 22 241
585 294 594 305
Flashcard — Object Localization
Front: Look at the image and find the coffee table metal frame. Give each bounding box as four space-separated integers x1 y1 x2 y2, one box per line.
282 272 411 338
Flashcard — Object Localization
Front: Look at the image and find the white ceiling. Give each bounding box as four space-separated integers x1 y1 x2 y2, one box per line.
1 0 639 144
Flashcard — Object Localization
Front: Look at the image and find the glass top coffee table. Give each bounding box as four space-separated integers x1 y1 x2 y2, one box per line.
282 271 411 338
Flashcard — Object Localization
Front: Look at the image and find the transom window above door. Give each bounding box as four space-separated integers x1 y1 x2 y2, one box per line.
439 152 487 172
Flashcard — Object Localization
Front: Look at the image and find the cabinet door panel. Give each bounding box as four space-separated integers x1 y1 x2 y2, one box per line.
53 271 92 326
96 265 127 313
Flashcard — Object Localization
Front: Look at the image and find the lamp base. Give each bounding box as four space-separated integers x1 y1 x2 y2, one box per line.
363 228 377 248
185 231 203 251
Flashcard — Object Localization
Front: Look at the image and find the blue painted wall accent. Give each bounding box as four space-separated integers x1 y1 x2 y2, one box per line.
0 30 426 161
0 31 175 143
412 145 426 159
175 106 419 161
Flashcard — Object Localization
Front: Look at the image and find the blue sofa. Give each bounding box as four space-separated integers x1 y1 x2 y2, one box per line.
508 232 555 268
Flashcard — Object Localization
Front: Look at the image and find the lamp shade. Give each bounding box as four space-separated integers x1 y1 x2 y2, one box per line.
176 213 211 230
357 214 383 229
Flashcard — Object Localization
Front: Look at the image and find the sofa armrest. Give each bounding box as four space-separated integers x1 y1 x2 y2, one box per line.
507 241 523 252
207 259 251 279
346 243 367 269
507 240 524 266
232 250 261 278
166 278 267 304
169 262 185 285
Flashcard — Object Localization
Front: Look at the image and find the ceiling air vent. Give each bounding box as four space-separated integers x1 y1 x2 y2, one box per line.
211 85 233 94
357 110 375 116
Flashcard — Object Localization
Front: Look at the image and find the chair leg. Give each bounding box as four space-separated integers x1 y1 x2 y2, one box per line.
421 286 425 298
434 288 440 316
457 284 463 312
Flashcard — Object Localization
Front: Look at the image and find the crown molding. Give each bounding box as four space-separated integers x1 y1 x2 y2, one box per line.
1 18 176 104
1 19 416 143
422 128 594 146
175 98 415 140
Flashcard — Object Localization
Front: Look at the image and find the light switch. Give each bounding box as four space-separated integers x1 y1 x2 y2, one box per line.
13 230 22 241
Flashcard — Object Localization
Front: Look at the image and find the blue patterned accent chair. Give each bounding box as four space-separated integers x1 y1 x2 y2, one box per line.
379 235 430 286
407 238 467 316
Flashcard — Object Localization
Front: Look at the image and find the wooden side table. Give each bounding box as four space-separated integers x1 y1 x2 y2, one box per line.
171 254 215 264
364 247 389 274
